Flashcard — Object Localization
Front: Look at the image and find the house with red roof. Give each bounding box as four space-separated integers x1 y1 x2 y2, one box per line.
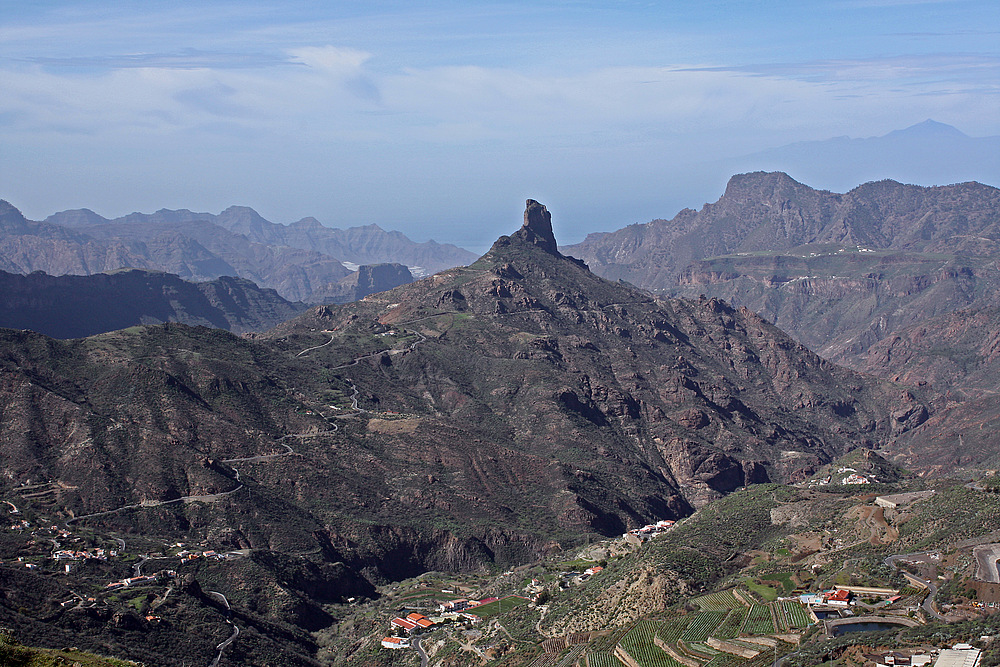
391 617 418 632
381 636 409 649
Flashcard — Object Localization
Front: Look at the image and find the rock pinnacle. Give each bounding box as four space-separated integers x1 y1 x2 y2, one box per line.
514 199 558 255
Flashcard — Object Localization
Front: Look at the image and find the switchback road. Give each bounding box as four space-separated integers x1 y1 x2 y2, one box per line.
883 552 945 621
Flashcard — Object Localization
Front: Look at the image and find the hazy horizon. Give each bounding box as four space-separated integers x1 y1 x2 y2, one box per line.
3 1 998 248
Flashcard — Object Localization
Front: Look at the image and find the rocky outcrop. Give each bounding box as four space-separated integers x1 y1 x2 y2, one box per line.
515 199 558 255
309 263 414 304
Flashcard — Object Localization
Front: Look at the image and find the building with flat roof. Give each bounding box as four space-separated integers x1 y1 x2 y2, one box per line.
933 647 981 667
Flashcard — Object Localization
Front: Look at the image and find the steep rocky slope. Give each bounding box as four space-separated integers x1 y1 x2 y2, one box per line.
264 200 925 508
0 268 308 338
853 306 1000 473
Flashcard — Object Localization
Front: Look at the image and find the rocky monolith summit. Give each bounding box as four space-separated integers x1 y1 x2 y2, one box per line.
514 199 558 254
506 198 587 269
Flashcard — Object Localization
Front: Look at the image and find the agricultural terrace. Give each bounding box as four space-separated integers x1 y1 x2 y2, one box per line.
466 595 530 618
777 600 811 630
695 590 742 611
713 608 749 639
613 601 809 667
618 620 687 667
681 611 728 642
587 652 626 667
741 604 775 635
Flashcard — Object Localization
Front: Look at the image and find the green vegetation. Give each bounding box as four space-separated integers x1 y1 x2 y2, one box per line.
618 620 685 667
741 604 775 635
713 607 749 639
644 485 787 588
762 571 795 593
0 630 139 667
587 652 626 667
694 589 742 611
656 616 693 644
467 596 530 618
743 580 778 602
680 611 727 643
778 600 812 629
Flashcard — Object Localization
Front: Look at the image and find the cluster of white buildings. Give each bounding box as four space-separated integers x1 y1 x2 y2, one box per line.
53 548 110 561
842 473 872 485
623 519 675 544
806 466 878 487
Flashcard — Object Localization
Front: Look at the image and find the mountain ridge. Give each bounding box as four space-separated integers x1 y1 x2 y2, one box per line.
0 268 309 338
564 173 1000 367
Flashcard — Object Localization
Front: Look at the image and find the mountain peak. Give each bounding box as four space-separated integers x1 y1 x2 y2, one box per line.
886 119 967 140
513 199 558 254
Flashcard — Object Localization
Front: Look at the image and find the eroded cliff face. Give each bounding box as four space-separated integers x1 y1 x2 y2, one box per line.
671 251 989 367
565 173 1000 370
309 263 414 304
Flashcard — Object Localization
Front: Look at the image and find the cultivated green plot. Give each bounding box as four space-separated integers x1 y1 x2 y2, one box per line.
680 611 728 643
741 604 775 635
618 620 685 667
694 589 742 611
587 652 626 667
713 607 749 639
656 616 693 644
704 653 751 667
467 596 530 617
686 641 721 658
779 600 812 629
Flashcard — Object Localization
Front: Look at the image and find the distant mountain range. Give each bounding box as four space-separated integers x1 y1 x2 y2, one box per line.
564 171 1000 364
728 120 1000 194
0 200 477 302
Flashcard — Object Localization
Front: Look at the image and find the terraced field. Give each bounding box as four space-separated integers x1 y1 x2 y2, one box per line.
694 589 743 611
681 611 728 643
656 616 693 644
587 652 625 667
703 654 753 667
741 604 775 635
606 596 805 667
712 607 749 639
778 600 812 629
618 620 686 667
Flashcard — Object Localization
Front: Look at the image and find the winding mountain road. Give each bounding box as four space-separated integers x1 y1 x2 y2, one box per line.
295 330 338 357
883 552 945 621
413 637 429 667
208 621 239 667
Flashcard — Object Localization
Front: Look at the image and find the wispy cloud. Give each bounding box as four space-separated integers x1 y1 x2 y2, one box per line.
20 49 289 70
675 54 1000 87
2 1 998 239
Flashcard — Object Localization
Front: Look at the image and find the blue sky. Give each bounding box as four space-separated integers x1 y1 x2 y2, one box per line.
1 1 998 249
